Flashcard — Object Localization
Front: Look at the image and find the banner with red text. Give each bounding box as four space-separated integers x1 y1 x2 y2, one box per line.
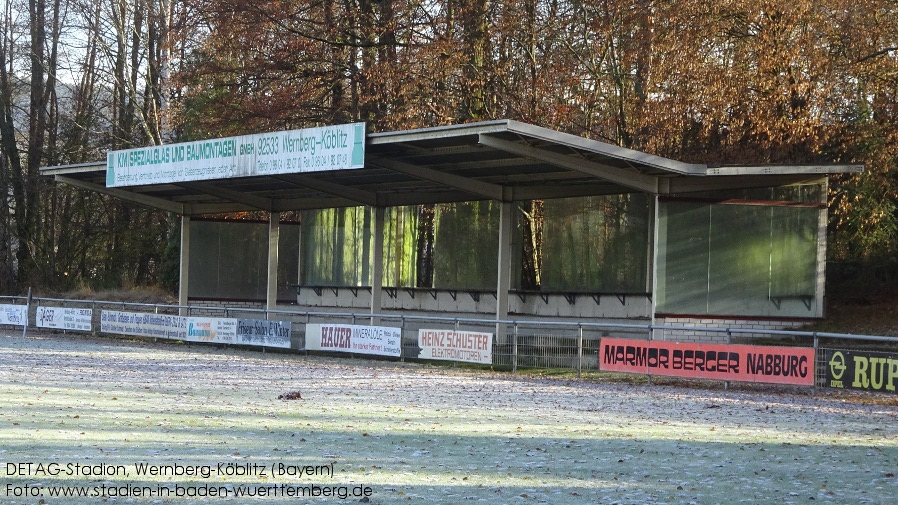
599 338 814 386
305 324 401 357
417 329 492 364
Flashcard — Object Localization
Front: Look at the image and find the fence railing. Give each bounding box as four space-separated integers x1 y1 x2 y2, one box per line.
2 295 897 393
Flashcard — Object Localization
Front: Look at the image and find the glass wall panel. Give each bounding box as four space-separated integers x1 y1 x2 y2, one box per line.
382 206 420 288
770 206 817 297
301 208 372 286
535 194 649 292
187 219 301 301
708 205 772 314
298 196 650 293
657 199 820 317
432 201 499 290
277 223 301 299
656 202 711 314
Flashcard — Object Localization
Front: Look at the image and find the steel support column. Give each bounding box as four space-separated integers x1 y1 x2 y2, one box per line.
178 215 190 316
370 206 385 324
267 211 280 315
496 201 513 340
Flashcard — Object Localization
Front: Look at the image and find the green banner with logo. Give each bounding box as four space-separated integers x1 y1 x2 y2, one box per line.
106 122 365 187
824 349 898 394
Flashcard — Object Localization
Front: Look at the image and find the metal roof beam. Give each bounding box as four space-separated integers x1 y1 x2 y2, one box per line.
368 156 505 201
271 174 379 207
273 196 367 211
55 175 187 214
514 183 631 200
478 134 659 193
385 190 488 206
175 181 273 211
190 203 259 214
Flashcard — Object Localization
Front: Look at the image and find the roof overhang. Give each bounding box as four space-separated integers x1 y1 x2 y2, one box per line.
40 120 863 215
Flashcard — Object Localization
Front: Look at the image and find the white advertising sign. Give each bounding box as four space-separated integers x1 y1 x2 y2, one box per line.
305 323 402 357
100 310 187 340
417 329 493 364
0 304 27 326
185 317 236 344
36 306 93 332
106 122 365 187
236 319 292 348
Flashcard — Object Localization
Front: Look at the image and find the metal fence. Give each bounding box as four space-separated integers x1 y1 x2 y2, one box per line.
3 295 897 392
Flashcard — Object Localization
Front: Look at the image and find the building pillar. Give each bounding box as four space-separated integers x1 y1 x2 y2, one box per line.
496 201 513 340
178 215 190 316
370 206 385 325
267 211 280 315
650 194 661 339
815 179 828 318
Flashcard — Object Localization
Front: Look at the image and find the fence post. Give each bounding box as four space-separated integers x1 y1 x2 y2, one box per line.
454 319 460 368
724 328 732 390
22 287 31 339
577 324 583 379
512 322 519 373
646 324 653 386
401 316 406 362
812 332 819 396
61 297 67 336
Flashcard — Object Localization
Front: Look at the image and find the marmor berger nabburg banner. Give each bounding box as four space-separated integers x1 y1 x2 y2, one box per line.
600 338 814 386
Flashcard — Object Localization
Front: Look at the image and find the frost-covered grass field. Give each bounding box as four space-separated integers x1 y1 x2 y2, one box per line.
1 331 897 505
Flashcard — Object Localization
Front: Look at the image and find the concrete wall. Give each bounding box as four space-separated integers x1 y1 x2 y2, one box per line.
294 286 651 320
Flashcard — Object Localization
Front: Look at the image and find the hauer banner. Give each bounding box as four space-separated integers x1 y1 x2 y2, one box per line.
825 350 898 394
305 324 401 357
600 338 815 386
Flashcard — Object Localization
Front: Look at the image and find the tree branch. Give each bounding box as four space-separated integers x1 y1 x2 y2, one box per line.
856 46 898 64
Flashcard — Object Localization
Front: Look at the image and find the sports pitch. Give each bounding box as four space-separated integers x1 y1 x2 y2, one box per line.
1 332 896 504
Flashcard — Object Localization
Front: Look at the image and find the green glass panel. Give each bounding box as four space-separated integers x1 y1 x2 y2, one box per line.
432 201 499 290
707 205 771 314
301 208 372 286
656 202 711 314
657 201 820 317
538 195 648 292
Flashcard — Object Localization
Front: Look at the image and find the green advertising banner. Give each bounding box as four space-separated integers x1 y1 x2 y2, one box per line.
106 122 365 187
824 349 898 394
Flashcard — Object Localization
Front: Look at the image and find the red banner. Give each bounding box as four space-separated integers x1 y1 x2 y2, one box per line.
600 338 815 386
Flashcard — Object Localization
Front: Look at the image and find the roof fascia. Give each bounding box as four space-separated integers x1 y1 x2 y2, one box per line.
503 120 706 175
478 134 660 193
367 120 511 144
55 175 187 214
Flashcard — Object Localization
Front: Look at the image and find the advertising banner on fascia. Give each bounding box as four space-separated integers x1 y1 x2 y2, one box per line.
236 319 292 348
185 317 237 345
36 306 93 332
106 122 365 187
100 310 187 341
418 329 492 364
306 324 402 357
0 304 27 326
